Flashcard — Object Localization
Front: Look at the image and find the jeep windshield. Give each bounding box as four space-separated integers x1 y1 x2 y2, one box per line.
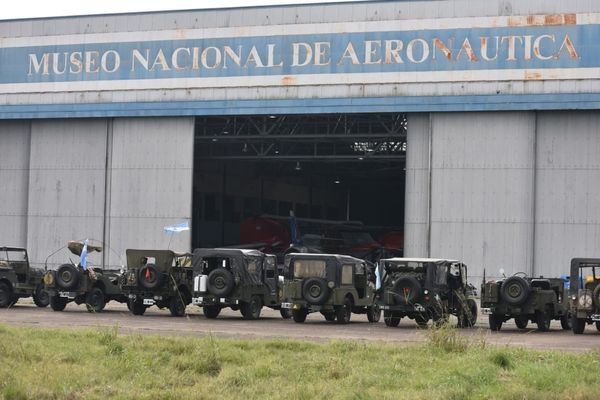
292 259 327 279
1 249 27 262
571 264 600 291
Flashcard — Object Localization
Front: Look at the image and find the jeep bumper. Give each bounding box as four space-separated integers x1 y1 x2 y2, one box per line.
192 296 239 306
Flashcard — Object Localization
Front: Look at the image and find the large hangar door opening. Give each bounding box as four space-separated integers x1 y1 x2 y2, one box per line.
192 113 406 262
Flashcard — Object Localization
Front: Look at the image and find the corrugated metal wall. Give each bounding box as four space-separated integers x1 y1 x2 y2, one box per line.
534 111 600 278
0 121 30 246
0 117 194 268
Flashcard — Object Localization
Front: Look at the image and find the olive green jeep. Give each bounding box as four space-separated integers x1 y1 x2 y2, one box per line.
43 241 127 312
191 248 290 320
377 258 478 328
120 249 193 317
0 246 49 308
569 258 600 334
281 253 381 324
481 271 571 332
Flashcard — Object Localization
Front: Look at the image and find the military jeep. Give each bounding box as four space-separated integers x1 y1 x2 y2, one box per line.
481 273 571 332
43 241 127 312
191 248 289 320
280 253 381 324
569 258 600 334
377 258 478 328
0 246 49 308
121 249 193 317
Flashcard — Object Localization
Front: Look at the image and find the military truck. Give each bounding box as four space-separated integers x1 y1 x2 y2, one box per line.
191 248 290 320
377 258 478 328
280 253 381 324
0 246 49 308
43 241 127 312
481 272 571 332
569 258 600 334
121 249 193 316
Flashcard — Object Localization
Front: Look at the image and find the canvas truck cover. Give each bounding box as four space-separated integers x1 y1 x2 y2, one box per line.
192 248 265 285
424 260 450 291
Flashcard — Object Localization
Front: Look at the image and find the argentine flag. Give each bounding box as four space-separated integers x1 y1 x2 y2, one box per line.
80 239 89 271
164 221 190 234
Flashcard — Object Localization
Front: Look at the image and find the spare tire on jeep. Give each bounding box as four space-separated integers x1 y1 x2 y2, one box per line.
500 276 530 306
139 264 164 290
302 278 329 305
207 268 235 297
392 276 421 305
56 264 80 290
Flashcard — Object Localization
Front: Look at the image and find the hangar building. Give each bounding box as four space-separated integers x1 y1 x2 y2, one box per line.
1 0 599 284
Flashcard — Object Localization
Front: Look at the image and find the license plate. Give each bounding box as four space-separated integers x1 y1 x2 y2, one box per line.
481 308 492 315
58 292 75 298
281 302 292 309
591 314 600 321
143 298 155 306
414 304 425 312
192 297 203 305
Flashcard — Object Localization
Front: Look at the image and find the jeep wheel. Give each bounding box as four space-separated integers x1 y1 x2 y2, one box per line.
0 282 12 308
207 268 235 297
279 308 292 319
500 276 530 306
593 285 600 309
50 296 68 312
392 276 421 305
335 297 352 324
85 288 106 313
489 314 503 331
56 264 80 290
302 278 329 305
33 285 50 308
129 299 146 316
203 305 221 319
169 296 187 317
595 321 600 332
139 264 164 290
367 304 381 323
321 311 336 322
383 310 400 327
535 311 551 332
292 308 308 323
560 314 572 330
572 317 585 334
515 315 529 329
415 314 429 327
241 295 263 320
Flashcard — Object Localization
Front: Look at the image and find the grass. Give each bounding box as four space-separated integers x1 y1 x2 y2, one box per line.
0 323 599 399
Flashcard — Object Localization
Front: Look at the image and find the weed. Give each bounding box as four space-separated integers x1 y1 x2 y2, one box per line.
425 321 468 353
491 350 514 370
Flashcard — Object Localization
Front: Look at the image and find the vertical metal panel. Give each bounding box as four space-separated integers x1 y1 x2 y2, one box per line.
106 117 194 267
26 119 108 267
534 111 600 277
0 121 30 247
404 113 431 258
429 112 536 285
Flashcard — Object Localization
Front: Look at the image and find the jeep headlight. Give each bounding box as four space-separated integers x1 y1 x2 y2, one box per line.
327 281 335 289
578 290 593 309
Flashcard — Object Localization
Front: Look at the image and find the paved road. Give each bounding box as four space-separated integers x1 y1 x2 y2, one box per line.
2 300 600 352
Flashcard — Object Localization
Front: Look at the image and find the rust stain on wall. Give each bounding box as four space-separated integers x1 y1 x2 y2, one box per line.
524 71 542 80
510 13 577 27
282 76 296 85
